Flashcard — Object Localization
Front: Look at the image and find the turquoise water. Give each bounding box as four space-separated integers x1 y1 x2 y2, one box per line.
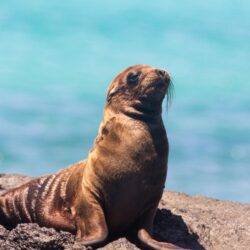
0 1 250 203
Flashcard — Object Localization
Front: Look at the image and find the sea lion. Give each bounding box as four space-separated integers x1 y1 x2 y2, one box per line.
0 65 184 249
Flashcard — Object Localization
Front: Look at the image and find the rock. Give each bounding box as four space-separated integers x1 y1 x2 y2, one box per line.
159 192 250 250
0 225 9 246
3 223 77 250
0 174 33 195
0 174 249 250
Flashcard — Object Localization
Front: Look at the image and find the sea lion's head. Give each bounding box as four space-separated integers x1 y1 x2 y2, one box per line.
106 65 172 117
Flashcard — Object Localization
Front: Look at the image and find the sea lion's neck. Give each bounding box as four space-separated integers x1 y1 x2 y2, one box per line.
122 107 162 122
117 101 163 122
88 107 167 173
105 99 163 122
100 106 164 132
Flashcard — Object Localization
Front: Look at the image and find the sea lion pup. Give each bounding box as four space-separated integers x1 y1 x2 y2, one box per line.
0 65 184 249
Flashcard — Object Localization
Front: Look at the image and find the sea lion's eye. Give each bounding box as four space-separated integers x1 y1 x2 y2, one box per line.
127 72 140 84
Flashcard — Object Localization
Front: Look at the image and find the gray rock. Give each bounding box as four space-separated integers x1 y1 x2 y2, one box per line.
0 174 249 250
0 225 9 246
160 192 250 250
3 223 76 250
0 174 33 195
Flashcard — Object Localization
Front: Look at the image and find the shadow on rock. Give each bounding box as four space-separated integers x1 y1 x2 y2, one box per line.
122 208 205 250
152 208 205 250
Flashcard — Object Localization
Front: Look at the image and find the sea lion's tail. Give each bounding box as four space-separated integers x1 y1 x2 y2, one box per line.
0 172 72 230
0 178 43 229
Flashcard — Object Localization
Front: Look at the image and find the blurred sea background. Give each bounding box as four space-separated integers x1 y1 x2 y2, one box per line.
0 1 249 203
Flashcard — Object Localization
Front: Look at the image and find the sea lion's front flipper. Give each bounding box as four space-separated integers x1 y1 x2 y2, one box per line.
138 229 188 250
75 200 108 247
137 206 188 250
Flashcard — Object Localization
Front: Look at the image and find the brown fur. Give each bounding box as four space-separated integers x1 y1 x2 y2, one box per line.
0 65 185 249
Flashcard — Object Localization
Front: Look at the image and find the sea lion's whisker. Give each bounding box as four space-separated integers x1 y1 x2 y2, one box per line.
166 79 174 110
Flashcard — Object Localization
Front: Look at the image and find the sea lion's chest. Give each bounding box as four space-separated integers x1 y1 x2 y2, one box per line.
102 159 167 233
93 120 167 184
95 119 168 233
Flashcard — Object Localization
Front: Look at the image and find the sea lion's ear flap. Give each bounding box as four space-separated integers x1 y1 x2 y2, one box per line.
107 86 118 102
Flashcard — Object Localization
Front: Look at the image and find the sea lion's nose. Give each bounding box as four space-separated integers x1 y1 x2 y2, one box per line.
156 69 166 78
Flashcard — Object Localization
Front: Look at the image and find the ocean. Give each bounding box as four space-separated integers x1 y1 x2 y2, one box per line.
0 1 250 203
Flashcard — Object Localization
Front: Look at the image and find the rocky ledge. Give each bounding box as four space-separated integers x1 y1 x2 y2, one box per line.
0 174 249 250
